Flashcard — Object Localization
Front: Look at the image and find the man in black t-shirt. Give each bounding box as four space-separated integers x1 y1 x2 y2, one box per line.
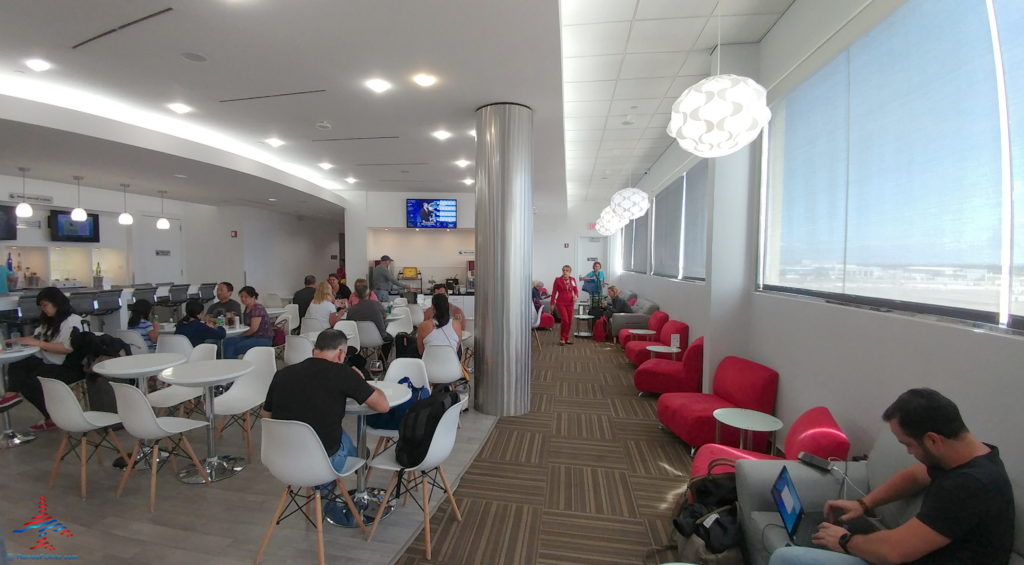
292 274 317 319
770 388 1014 565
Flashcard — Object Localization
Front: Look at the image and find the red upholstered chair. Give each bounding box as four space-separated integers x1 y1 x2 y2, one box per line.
539 312 555 329
618 310 669 349
657 356 779 452
625 320 689 366
689 406 850 477
633 337 703 394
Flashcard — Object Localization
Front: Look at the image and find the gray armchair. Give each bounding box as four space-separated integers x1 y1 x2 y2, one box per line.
608 295 660 339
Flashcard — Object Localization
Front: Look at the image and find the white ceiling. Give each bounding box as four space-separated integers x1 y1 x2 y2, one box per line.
560 0 794 202
0 0 565 215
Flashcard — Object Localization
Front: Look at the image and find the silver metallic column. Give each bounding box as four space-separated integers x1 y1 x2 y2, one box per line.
474 103 533 417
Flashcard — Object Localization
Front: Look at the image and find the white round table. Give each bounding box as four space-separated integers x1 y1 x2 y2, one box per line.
646 344 682 361
628 328 657 340
338 381 412 528
93 353 188 391
713 407 783 451
574 314 595 338
159 359 254 482
223 325 250 337
0 346 41 448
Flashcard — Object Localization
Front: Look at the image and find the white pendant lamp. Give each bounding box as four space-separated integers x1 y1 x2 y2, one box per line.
599 205 629 229
156 190 170 230
594 220 617 236
118 183 134 225
610 187 650 220
15 167 33 218
70 176 87 222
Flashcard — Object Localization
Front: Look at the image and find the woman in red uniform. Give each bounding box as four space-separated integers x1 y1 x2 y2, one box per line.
550 264 579 346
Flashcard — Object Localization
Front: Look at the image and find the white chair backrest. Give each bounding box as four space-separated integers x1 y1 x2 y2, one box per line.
110 382 170 440
283 303 300 322
275 312 296 335
421 344 463 385
382 358 430 389
113 330 147 355
261 419 343 487
284 335 314 366
39 377 102 433
301 317 330 334
356 320 384 348
414 403 461 471
390 307 414 334
189 343 218 363
156 334 194 357
263 293 284 308
219 346 276 406
333 320 360 349
533 305 543 329
408 304 425 326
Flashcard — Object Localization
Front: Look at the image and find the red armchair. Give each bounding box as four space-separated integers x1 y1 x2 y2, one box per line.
633 337 703 394
618 310 668 348
689 406 850 477
625 320 689 366
657 356 779 452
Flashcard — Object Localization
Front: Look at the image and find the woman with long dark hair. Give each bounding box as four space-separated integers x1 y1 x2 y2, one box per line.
222 286 274 359
175 299 227 347
0 287 84 431
415 292 463 355
127 298 159 351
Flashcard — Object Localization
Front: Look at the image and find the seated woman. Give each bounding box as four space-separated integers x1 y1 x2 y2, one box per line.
175 299 227 346
327 273 352 301
307 281 343 327
595 285 632 320
416 293 463 357
532 280 544 310
222 286 274 359
126 298 160 351
0 287 84 431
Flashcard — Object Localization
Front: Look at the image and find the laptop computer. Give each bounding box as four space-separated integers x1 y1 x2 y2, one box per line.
770 465 880 546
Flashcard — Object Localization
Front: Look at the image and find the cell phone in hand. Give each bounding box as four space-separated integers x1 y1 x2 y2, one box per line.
798 451 833 472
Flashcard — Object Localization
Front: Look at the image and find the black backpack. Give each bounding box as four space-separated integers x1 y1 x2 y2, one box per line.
393 332 419 359
395 390 459 468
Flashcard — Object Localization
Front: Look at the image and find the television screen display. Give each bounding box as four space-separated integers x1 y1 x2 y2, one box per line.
407 198 457 229
49 210 100 243
0 205 16 241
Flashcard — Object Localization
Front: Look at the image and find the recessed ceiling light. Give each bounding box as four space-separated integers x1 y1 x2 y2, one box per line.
345 177 357 184
25 59 52 72
364 78 392 94
181 52 208 63
432 130 452 141
267 198 278 202
461 178 475 185
166 102 193 114
264 137 285 148
454 159 471 168
173 174 188 179
412 73 438 87
318 162 334 170
315 120 332 130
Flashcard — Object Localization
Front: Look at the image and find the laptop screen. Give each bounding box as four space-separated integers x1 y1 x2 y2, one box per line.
771 466 804 538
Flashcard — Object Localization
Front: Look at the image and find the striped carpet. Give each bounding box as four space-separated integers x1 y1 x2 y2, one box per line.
397 327 692 564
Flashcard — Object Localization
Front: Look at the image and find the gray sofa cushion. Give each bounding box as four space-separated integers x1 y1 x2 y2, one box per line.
633 298 659 316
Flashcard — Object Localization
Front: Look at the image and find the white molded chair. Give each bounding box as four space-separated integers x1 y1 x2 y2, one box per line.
385 306 414 338
282 304 300 331
111 382 209 512
355 321 385 363
391 296 408 307
408 304 425 326
532 305 543 349
113 330 147 355
155 334 194 358
366 359 430 463
263 293 284 308
301 316 330 334
333 320 360 350
213 347 276 459
422 344 463 386
284 335 314 366
190 343 218 362
366 403 464 560
255 419 367 565
39 377 130 500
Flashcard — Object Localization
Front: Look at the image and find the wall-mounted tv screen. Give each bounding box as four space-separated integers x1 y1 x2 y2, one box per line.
49 210 100 243
407 198 457 229
0 205 17 241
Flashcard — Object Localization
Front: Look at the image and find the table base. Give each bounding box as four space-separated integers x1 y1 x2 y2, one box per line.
2 429 36 448
327 487 397 528
178 455 247 483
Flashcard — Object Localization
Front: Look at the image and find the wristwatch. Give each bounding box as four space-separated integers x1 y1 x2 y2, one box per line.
838 532 856 554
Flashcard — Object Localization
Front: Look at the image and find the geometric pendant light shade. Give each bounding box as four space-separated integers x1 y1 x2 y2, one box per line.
609 187 650 220
118 183 134 225
599 205 629 229
666 74 771 158
15 167 33 218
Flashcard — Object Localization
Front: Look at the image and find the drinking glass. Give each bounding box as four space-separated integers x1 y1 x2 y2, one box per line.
10 330 20 349
367 359 384 380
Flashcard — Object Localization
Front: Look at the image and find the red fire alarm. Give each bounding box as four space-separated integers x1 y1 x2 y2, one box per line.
230 230 238 238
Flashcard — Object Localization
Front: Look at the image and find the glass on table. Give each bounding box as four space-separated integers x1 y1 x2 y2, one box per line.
367 360 384 380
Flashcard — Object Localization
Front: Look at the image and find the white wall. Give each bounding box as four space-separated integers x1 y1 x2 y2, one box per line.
366 228 475 290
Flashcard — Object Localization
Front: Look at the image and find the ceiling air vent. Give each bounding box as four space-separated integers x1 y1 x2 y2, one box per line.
72 8 174 49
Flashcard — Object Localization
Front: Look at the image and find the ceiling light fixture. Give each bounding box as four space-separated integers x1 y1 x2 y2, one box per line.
610 187 649 220
431 130 452 141
364 78 393 94
412 73 438 87
454 159 471 168
15 167 33 218
318 162 334 170
25 59 51 72
264 137 285 148
173 174 188 179
166 102 193 114
267 198 278 202
70 176 88 222
461 178 474 185
118 183 134 225
156 190 170 230
344 177 357 184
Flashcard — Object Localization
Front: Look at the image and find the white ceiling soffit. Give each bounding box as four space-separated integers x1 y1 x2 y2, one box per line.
0 0 565 211
559 0 794 202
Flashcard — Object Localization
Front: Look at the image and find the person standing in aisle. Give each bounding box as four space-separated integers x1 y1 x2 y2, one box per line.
372 255 410 304
550 264 578 346
580 261 605 298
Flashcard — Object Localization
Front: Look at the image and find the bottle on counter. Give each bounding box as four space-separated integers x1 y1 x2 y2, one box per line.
5 253 11 272
95 262 102 276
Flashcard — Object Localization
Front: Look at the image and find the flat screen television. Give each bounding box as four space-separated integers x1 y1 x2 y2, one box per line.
0 205 16 241
49 210 100 243
407 198 457 229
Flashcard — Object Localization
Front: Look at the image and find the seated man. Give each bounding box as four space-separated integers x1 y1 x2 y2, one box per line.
293 274 317 319
424 283 464 324
204 281 242 321
769 388 1014 565
262 330 388 525
346 278 394 358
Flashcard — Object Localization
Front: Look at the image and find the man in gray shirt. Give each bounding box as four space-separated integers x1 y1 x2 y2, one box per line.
372 255 409 303
346 279 393 358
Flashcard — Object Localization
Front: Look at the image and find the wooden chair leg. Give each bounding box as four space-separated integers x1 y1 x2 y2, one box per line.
336 478 367 537
314 491 325 565
365 437 387 482
216 415 225 439
48 434 69 488
243 411 252 461
179 435 210 483
80 435 88 501
93 430 104 467
168 438 179 474
117 442 141 497
149 441 159 512
421 470 432 560
437 466 463 522
254 486 290 565
366 472 400 542
107 428 130 463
